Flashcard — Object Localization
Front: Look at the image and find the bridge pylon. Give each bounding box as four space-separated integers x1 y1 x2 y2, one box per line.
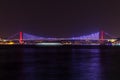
99 30 104 40
19 32 24 44
99 30 105 45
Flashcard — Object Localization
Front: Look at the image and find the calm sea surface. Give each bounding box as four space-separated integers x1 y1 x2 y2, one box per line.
0 45 120 80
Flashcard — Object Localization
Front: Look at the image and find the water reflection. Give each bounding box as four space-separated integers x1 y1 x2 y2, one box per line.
21 48 71 80
1 47 120 80
72 49 102 80
20 48 36 80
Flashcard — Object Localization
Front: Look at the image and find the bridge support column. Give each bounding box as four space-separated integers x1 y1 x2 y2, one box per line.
100 30 104 40
19 32 23 44
99 30 104 45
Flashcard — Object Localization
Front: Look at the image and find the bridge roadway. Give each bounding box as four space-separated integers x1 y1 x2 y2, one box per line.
0 38 115 45
0 39 102 45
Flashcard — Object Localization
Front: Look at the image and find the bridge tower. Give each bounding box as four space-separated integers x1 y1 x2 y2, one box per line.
99 30 105 45
19 32 23 44
99 30 104 40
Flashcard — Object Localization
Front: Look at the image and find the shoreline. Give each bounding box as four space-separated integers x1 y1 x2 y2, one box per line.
0 45 119 49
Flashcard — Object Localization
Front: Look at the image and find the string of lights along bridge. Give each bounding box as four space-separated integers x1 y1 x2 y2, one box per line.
0 31 119 45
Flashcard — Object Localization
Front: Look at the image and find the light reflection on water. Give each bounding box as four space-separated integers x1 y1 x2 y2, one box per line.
72 49 102 80
20 48 36 80
1 47 120 80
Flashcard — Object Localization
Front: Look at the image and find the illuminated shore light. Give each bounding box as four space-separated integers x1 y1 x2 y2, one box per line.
36 42 62 46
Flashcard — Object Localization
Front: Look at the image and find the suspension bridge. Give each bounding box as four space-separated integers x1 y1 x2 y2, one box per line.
0 31 118 45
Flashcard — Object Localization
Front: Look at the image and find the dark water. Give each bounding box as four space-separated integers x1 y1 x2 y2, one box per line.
0 46 120 80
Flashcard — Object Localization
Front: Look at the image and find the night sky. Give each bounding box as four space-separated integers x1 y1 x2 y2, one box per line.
0 0 120 38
